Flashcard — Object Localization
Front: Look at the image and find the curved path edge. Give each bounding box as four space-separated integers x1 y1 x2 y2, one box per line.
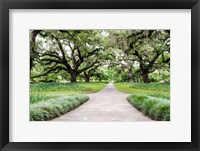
52 84 152 122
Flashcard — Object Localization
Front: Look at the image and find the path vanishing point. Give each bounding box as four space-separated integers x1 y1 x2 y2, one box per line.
52 84 152 122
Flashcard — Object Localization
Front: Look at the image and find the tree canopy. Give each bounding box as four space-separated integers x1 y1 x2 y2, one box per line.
30 30 170 83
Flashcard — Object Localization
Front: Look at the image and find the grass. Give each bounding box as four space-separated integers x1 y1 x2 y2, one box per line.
127 94 170 121
30 94 61 104
30 94 89 121
115 82 170 121
30 82 107 121
31 82 107 94
114 82 170 99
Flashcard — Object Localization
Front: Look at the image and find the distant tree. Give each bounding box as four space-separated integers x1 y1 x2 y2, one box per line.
80 65 101 82
108 31 138 82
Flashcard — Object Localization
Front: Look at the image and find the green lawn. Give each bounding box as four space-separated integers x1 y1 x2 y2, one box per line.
114 82 170 99
30 82 107 121
114 82 170 121
31 82 107 95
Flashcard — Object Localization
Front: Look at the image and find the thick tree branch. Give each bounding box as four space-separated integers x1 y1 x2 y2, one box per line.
146 52 160 71
78 60 98 74
51 33 72 71
31 66 67 79
77 48 83 66
41 52 61 60
40 58 62 65
59 30 74 39
86 48 101 58
30 30 42 70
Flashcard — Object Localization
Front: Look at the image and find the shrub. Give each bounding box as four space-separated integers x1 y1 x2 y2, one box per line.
30 94 60 104
127 94 170 121
30 94 89 121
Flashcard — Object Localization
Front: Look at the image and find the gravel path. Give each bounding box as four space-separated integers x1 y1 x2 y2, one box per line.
52 84 152 122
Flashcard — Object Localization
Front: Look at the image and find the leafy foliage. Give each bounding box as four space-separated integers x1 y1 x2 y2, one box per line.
30 30 170 83
30 29 171 121
127 94 170 121
115 82 170 120
30 82 107 121
30 94 89 121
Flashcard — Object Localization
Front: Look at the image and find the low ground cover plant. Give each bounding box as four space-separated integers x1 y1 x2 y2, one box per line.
30 94 89 121
30 82 107 121
115 83 170 120
127 94 170 121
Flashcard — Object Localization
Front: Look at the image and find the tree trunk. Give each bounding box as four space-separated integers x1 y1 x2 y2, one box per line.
30 30 42 70
84 72 90 82
128 68 135 82
30 57 34 70
70 71 77 82
142 72 150 83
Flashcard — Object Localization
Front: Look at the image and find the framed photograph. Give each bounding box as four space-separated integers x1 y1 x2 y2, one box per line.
0 0 199 151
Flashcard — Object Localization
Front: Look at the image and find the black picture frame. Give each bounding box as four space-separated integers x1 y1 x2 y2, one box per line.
0 0 200 151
